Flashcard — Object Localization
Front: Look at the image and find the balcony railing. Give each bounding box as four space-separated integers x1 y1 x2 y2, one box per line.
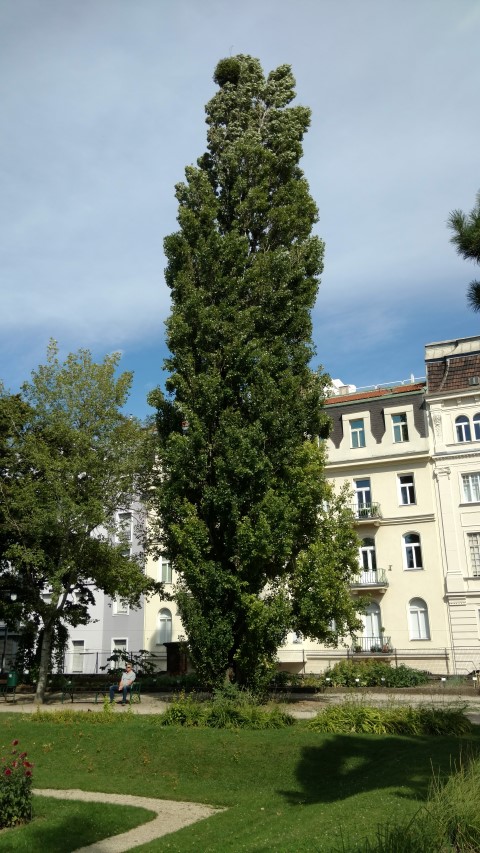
351 636 393 654
352 502 382 520
350 569 389 589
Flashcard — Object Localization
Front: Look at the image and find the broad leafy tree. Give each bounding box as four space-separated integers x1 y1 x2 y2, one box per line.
0 342 158 702
150 55 361 691
448 189 480 311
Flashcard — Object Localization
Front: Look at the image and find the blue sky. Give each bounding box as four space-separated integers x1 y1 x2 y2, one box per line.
1 0 479 419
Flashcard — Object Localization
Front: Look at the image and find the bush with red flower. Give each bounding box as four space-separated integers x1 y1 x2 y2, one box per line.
0 739 34 828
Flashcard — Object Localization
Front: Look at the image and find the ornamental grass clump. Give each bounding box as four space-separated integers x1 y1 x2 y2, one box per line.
0 739 34 829
346 754 480 852
307 702 472 736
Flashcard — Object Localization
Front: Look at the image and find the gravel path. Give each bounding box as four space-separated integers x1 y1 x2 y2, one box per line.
34 788 223 852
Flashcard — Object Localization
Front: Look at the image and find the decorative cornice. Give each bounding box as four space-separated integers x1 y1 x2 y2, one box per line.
432 450 480 462
326 450 431 472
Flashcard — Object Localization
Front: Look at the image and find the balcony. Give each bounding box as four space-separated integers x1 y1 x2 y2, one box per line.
351 636 393 654
350 569 389 591
352 502 382 522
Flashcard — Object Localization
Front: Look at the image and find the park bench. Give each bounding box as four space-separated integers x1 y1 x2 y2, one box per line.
61 680 141 705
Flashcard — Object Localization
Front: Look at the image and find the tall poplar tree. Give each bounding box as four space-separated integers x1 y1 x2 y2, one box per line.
150 56 360 690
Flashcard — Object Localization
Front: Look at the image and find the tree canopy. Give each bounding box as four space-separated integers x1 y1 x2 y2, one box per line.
149 55 361 691
0 341 158 702
448 189 480 312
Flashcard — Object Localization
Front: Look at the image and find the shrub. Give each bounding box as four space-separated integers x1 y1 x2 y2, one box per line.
159 690 294 729
319 660 429 688
307 702 472 736
0 739 34 829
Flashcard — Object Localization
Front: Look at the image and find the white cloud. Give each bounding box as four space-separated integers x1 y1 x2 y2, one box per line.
0 0 479 406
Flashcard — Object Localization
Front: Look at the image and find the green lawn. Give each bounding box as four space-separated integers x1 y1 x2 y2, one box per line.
1 713 479 852
0 797 155 852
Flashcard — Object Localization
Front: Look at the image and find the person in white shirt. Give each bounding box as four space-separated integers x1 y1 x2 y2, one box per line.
109 662 136 704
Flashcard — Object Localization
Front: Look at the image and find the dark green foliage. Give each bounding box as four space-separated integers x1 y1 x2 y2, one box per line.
448 189 480 312
319 660 430 688
150 54 361 691
159 689 295 729
0 342 159 702
307 702 472 736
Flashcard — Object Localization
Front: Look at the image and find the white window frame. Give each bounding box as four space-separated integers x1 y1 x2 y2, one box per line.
111 638 128 668
408 598 430 640
462 473 480 503
117 511 133 543
350 418 366 449
392 412 409 443
157 609 172 646
72 639 85 674
398 473 416 506
403 532 423 570
354 477 371 509
113 596 129 615
467 533 480 578
359 537 377 572
474 414 480 441
456 416 472 443
158 556 172 584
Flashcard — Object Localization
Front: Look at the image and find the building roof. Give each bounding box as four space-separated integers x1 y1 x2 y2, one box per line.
325 383 425 406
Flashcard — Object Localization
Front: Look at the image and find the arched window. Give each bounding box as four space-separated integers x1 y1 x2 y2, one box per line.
456 415 471 442
473 414 480 440
408 598 430 640
403 533 423 570
359 538 377 572
157 608 172 645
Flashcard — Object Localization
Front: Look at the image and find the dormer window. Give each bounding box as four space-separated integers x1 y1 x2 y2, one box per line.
350 418 365 448
392 413 409 442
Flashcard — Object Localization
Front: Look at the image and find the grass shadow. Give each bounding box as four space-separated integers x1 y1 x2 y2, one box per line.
281 732 480 806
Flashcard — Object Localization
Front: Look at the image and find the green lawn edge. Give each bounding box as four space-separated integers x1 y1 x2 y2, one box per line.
0 796 156 852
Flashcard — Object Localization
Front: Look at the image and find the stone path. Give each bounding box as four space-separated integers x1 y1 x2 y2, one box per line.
34 788 223 853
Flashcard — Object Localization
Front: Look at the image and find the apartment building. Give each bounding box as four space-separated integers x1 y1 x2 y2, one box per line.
426 336 480 673
64 501 146 674
319 379 451 674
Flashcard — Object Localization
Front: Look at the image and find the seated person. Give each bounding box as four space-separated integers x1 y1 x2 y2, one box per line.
109 662 136 704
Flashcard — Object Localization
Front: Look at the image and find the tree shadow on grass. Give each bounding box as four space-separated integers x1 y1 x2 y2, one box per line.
280 733 480 806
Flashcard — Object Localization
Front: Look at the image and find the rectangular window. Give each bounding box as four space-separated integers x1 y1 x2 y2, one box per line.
398 474 416 505
462 473 480 503
113 597 129 615
159 556 172 584
111 638 127 669
392 413 409 442
467 533 480 578
72 640 85 673
350 418 365 448
118 511 133 542
355 478 371 509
